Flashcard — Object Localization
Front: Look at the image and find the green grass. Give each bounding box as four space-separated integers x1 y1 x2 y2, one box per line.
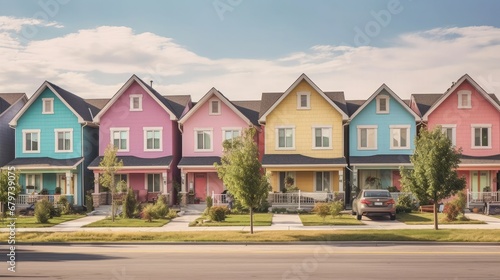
0 215 84 228
84 217 170 227
397 212 486 225
190 213 273 227
299 214 364 226
4 229 500 243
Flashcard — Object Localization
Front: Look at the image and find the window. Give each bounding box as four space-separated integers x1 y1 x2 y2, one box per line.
195 129 213 151
223 129 241 145
315 172 331 192
458 90 471 109
23 129 40 153
130 94 142 111
390 125 410 149
42 98 54 114
297 92 310 109
144 127 162 151
357 126 377 150
26 174 42 194
376 96 389 113
276 127 295 149
55 129 73 152
111 128 129 151
279 172 296 192
147 174 161 192
472 125 491 149
440 125 456 146
209 100 220 115
313 127 331 149
114 174 128 188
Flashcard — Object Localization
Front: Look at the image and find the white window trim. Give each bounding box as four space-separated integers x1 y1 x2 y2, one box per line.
110 127 130 152
311 125 332 150
22 129 41 153
314 171 332 192
440 124 457 146
458 90 472 109
130 94 143 111
222 127 242 141
275 126 296 150
194 128 214 152
42 98 54 114
143 127 163 152
390 125 411 150
54 128 73 153
357 125 378 150
26 174 43 193
376 95 390 114
471 124 492 149
145 173 162 192
209 99 221 115
297 91 311 110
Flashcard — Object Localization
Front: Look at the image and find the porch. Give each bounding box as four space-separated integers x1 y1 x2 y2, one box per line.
467 191 500 211
16 194 74 206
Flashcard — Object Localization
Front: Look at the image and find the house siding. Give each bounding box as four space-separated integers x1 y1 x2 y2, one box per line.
0 98 26 167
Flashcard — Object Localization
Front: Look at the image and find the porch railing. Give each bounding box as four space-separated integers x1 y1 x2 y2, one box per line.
467 191 500 209
269 191 345 208
212 192 228 206
16 194 74 206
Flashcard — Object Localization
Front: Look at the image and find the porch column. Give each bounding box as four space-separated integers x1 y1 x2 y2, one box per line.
338 169 344 192
180 171 187 205
94 172 100 193
65 171 72 195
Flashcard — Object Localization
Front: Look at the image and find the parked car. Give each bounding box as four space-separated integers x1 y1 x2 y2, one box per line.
352 189 396 220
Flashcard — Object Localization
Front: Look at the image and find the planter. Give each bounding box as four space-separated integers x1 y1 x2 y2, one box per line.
472 207 480 213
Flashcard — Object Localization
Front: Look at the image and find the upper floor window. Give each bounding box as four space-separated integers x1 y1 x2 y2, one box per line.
111 128 129 152
458 90 471 109
23 129 40 153
440 125 456 146
376 96 389 114
55 129 73 152
130 94 142 111
276 127 295 150
357 126 377 150
195 129 213 151
472 124 491 149
42 98 54 114
297 92 311 109
223 129 241 146
144 127 162 151
313 126 332 149
210 100 221 115
390 125 410 149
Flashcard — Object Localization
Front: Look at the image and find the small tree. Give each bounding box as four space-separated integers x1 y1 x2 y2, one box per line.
98 144 123 222
215 127 270 234
122 187 137 219
400 127 466 230
34 199 53 223
0 169 21 218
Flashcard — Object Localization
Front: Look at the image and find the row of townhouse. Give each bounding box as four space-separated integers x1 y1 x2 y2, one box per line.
1 73 499 207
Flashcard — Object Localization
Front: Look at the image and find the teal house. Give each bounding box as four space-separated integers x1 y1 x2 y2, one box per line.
8 81 100 206
347 84 420 192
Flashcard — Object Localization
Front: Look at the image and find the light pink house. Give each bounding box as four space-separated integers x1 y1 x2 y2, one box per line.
414 74 500 196
178 88 261 203
89 75 191 204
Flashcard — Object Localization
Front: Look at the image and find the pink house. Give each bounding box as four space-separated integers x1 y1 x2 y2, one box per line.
89 75 191 205
177 88 261 204
413 74 500 199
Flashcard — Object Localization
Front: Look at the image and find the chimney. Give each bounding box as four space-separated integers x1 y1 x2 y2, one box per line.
150 80 153 88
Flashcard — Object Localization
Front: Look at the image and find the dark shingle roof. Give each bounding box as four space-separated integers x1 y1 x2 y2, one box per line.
324 91 348 115
349 155 411 165
0 93 25 115
259 92 283 118
164 95 192 119
232 100 261 125
178 156 221 167
47 82 99 121
411 94 441 116
262 154 346 166
345 100 365 117
134 76 186 119
84 98 109 110
89 155 173 168
460 154 500 165
8 157 83 168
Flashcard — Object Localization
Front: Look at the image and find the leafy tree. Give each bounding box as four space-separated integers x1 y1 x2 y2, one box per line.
98 144 124 222
400 126 466 230
215 127 270 234
122 187 137 219
0 169 21 218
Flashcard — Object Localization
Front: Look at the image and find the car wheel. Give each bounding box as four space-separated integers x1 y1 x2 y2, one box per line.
356 213 362 220
390 214 396 221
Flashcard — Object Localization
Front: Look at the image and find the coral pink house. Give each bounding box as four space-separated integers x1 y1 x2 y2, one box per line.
417 74 500 197
178 88 261 203
89 75 191 204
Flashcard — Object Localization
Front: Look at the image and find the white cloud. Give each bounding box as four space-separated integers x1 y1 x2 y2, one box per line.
0 16 63 32
0 22 499 102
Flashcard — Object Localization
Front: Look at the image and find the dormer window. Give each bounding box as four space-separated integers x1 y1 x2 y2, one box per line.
210 99 220 115
297 92 310 109
42 98 54 114
458 90 471 109
130 94 142 111
376 96 389 114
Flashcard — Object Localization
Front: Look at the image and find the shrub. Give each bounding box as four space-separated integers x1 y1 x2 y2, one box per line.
57 195 73 215
254 198 270 213
272 207 287 214
50 206 61 217
206 196 213 209
443 202 461 221
54 187 62 195
40 188 49 195
209 206 228 222
122 188 138 218
141 204 155 222
329 201 344 217
453 192 467 216
153 195 169 219
396 193 414 213
35 199 53 223
86 192 94 213
312 202 330 221
166 209 178 220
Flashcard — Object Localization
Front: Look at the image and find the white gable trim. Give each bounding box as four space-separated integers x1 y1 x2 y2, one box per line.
0 94 27 119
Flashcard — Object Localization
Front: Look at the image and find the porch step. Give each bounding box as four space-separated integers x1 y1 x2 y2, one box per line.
182 204 206 215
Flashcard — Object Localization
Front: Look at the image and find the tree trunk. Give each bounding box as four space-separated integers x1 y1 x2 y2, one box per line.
111 192 115 222
433 201 439 230
250 207 254 234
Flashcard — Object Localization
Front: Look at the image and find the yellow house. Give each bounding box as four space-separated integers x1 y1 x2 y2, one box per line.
259 74 349 194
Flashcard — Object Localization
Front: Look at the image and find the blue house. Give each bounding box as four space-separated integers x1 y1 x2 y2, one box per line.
0 93 28 167
8 81 100 206
347 84 420 192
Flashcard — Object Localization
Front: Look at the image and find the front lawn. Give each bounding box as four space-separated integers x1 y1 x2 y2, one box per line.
299 214 364 226
0 215 84 228
397 212 486 225
190 213 273 227
84 217 170 227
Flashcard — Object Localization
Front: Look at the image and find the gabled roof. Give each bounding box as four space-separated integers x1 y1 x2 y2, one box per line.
422 74 500 121
258 74 349 123
349 84 420 121
0 93 26 116
9 82 98 126
94 75 184 122
85 98 110 110
178 87 257 127
163 95 192 119
410 94 441 117
232 100 261 126
345 100 365 117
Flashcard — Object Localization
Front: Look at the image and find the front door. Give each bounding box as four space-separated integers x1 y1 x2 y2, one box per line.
194 173 207 202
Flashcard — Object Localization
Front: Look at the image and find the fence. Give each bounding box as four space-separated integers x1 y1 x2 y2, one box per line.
467 191 500 210
16 194 74 206
269 191 345 208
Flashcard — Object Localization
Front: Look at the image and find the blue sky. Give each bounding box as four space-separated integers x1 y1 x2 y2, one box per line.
1 0 500 100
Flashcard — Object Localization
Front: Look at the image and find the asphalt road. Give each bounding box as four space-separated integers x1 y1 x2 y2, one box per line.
6 244 500 279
